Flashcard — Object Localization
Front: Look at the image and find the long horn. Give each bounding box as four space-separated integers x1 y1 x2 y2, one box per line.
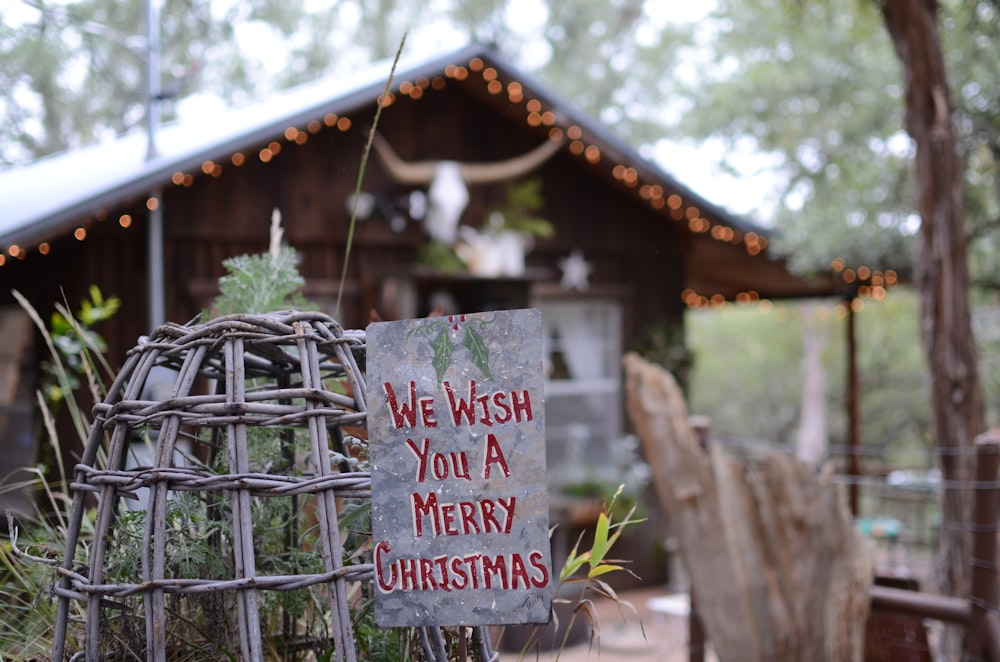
459 137 565 184
371 132 439 185
372 132 565 185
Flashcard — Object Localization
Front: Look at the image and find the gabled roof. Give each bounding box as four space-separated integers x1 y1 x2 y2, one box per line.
0 42 836 300
0 45 447 248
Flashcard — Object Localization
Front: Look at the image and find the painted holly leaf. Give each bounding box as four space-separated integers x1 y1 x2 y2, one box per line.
463 326 492 380
431 326 453 381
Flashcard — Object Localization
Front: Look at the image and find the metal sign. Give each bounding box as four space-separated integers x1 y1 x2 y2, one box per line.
367 308 552 627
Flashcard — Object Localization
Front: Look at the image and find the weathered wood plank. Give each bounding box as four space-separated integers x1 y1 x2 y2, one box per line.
623 352 873 661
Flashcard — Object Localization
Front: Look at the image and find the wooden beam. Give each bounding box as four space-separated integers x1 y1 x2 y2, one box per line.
869 585 970 624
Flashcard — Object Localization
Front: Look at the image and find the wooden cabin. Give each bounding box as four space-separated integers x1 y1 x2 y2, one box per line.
0 42 833 581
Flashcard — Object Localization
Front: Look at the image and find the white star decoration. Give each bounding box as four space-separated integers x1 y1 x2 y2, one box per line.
559 249 592 291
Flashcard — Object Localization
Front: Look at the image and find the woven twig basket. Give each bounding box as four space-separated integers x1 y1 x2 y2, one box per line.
50 311 496 662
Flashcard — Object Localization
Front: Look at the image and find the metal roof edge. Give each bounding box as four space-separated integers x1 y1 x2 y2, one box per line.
0 44 483 247
0 41 771 251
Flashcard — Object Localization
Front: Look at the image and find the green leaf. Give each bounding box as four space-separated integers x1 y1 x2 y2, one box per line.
560 550 591 581
587 563 624 579
463 326 492 380
431 327 453 382
589 510 610 568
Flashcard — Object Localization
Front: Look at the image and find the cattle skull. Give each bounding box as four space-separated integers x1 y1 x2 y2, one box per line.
371 132 564 245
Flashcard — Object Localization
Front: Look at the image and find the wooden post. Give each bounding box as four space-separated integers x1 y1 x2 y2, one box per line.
846 298 861 516
688 417 710 662
966 432 1000 659
688 591 706 662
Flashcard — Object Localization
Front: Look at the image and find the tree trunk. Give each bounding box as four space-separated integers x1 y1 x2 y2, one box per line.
624 353 873 661
878 0 985 642
796 303 830 469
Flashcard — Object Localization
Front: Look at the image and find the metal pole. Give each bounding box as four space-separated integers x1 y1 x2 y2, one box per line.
148 194 165 329
145 0 160 161
145 0 165 329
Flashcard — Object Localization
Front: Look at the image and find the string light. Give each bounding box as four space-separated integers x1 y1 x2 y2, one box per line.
3 52 851 285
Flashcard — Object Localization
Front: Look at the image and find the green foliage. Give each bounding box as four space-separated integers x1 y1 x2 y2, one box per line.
974 299 1000 431
530 485 644 660
0 0 342 164
351 613 413 662
496 1 693 147
1 291 116 660
210 245 313 317
668 0 918 276
687 301 807 445
417 241 467 272
668 0 1000 291
1 478 89 660
485 178 555 239
42 285 120 406
632 320 694 394
687 289 934 466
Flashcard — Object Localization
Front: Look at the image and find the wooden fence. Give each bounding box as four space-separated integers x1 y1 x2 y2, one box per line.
684 434 1000 662
624 352 1000 662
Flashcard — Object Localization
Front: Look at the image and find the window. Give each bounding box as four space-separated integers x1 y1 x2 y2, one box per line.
535 296 624 491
